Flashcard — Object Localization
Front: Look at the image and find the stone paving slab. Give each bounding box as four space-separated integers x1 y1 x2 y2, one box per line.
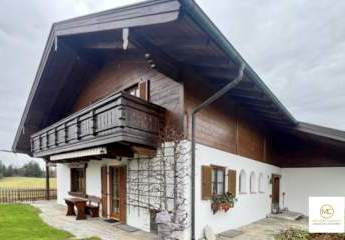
31 201 155 240
217 217 308 240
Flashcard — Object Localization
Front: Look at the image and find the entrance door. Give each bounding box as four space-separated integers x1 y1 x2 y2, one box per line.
109 166 126 223
271 174 281 213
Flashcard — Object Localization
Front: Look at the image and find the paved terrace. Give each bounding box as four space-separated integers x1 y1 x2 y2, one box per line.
31 201 155 240
32 201 308 240
222 217 308 240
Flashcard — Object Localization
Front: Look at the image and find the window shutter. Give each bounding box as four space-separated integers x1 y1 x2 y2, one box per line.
201 165 212 200
228 169 237 197
139 80 150 101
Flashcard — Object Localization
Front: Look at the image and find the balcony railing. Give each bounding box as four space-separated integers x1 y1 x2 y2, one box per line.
31 92 165 157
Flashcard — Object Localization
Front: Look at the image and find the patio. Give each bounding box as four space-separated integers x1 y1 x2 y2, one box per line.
31 200 309 240
31 201 155 240
218 216 308 240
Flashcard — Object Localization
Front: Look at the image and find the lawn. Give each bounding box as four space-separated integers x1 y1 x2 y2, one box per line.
0 204 100 240
0 177 56 188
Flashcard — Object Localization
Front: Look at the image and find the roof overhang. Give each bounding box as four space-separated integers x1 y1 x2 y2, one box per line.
12 0 182 154
12 0 345 155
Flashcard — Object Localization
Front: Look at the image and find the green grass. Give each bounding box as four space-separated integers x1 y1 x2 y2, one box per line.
0 204 100 240
0 177 56 189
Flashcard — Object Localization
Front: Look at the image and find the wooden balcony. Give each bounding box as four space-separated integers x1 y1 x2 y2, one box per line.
31 92 165 157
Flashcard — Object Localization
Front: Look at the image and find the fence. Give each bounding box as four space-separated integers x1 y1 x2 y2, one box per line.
0 188 57 203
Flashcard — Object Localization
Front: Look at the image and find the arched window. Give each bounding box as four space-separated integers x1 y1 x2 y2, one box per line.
258 173 264 193
250 172 256 193
239 170 247 194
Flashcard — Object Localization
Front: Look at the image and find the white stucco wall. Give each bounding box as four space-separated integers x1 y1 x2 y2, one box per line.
281 167 345 216
56 160 109 205
56 158 151 232
85 160 103 197
194 143 281 238
57 163 71 205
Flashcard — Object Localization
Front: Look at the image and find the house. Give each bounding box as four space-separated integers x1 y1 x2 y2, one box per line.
12 0 345 239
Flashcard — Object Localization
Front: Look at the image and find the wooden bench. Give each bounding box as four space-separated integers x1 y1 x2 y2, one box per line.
85 195 101 217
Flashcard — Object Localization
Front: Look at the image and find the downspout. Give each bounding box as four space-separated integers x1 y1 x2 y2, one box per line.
190 63 245 239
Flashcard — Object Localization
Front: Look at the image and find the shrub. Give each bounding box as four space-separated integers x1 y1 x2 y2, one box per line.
275 229 309 240
275 228 345 240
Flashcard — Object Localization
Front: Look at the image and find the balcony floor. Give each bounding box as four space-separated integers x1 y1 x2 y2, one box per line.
31 200 155 240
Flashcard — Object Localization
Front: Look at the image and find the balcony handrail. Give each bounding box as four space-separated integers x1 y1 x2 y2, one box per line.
31 91 164 139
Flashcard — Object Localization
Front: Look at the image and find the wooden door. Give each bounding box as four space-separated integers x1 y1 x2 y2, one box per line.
110 166 127 223
101 166 108 218
271 175 280 213
272 176 280 203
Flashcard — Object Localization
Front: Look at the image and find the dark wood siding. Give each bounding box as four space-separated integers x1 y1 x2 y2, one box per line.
183 71 271 164
72 60 184 130
271 132 345 167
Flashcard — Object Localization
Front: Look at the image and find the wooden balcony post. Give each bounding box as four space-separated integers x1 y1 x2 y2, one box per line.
54 127 58 146
45 161 50 200
91 109 96 136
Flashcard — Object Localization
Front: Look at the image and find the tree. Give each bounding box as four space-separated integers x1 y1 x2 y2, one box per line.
5 165 14 177
21 161 43 177
0 160 4 179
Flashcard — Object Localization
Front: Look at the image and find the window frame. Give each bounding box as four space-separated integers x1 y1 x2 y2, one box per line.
125 83 140 97
250 171 257 194
239 170 247 194
69 167 86 197
210 165 226 196
258 173 264 193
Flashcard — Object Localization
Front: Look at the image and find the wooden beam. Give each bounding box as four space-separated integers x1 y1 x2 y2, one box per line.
247 107 282 116
130 31 181 80
154 35 211 49
230 95 273 105
230 89 266 100
258 117 292 126
80 41 136 50
235 80 256 89
193 65 238 74
45 161 50 200
180 56 232 67
199 67 239 80
54 0 181 36
256 113 289 121
237 101 277 111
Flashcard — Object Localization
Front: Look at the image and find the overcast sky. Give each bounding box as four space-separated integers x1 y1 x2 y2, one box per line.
0 0 344 166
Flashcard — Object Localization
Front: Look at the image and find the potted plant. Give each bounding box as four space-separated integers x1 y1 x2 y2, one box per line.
211 192 237 214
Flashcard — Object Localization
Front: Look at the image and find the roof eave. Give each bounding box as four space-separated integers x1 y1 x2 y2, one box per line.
179 0 298 126
12 0 182 154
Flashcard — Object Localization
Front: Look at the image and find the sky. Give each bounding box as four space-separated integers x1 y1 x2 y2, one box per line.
0 0 344 166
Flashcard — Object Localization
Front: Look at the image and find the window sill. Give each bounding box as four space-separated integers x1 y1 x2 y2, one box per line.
250 192 257 194
239 192 247 195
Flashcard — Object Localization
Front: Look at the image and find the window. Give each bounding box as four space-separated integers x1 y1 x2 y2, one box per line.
70 168 86 194
258 173 264 193
239 170 247 194
125 80 150 101
125 84 140 97
211 166 225 195
250 172 256 193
